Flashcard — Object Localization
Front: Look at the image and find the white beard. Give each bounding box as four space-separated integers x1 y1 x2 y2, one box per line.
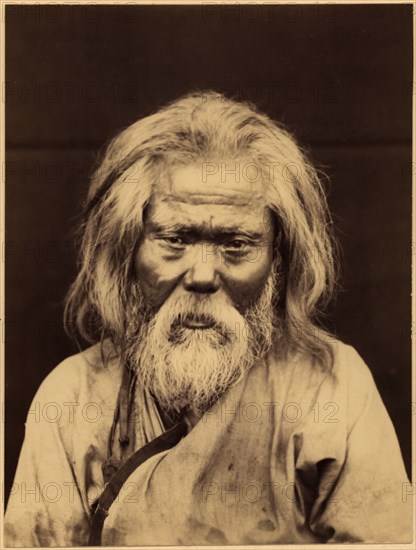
126 273 277 416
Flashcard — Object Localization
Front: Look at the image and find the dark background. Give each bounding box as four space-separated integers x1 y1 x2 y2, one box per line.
4 4 413 501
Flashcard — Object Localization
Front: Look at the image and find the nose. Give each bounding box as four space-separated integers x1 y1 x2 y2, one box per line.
183 245 221 294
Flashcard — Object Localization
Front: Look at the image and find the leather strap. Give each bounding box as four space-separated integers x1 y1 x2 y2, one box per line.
102 365 137 483
88 412 187 546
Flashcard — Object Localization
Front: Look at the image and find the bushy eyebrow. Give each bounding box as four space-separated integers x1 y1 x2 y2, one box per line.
147 220 267 240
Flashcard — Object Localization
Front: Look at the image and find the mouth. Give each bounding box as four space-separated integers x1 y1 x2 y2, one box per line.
182 317 216 330
169 315 230 345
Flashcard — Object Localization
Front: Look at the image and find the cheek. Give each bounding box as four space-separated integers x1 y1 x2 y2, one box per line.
134 244 165 306
224 248 274 308
134 244 179 309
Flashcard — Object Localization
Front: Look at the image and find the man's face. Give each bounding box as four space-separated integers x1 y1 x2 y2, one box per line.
135 161 275 312
131 161 277 415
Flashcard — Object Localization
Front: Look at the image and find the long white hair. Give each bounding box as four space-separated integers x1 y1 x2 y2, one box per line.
64 91 339 369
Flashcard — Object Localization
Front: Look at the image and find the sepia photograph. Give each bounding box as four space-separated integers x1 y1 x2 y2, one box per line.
1 1 414 547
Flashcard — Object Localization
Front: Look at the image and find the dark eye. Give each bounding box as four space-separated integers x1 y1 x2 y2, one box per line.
162 236 186 248
223 239 249 252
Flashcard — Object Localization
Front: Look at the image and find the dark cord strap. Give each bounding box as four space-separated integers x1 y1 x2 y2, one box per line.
88 412 187 546
102 365 137 483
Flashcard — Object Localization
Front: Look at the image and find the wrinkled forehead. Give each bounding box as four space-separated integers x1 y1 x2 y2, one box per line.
155 161 268 207
146 161 274 234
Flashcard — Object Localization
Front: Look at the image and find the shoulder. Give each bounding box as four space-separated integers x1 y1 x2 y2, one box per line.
269 337 373 383
267 338 379 418
330 340 380 409
32 339 121 406
331 339 371 376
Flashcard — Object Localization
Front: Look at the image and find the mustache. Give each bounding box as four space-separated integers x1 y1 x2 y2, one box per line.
154 292 244 340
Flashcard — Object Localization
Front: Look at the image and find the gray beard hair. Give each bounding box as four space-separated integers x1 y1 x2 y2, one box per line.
125 272 278 416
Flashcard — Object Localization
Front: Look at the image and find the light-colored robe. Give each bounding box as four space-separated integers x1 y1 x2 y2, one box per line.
4 340 413 545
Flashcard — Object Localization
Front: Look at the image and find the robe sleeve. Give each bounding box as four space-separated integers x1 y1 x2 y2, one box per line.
4 360 91 547
309 346 413 543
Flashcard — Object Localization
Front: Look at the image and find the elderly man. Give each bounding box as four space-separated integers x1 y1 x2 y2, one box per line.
5 92 412 546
